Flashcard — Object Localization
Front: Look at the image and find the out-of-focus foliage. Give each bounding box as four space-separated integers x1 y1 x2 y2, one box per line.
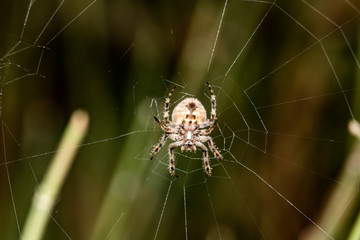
0 0 360 239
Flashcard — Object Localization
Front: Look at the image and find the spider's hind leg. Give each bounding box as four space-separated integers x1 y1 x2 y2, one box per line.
200 136 222 161
195 142 211 176
208 138 223 160
150 134 168 160
168 142 182 177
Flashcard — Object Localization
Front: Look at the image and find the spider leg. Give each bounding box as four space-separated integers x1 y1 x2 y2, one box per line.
164 86 176 125
207 82 217 123
154 116 178 134
200 136 222 160
195 142 211 176
198 82 218 133
150 134 168 160
168 142 182 177
199 119 218 135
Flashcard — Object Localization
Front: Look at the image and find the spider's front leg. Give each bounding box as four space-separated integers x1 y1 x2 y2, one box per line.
164 86 176 125
198 82 219 134
168 142 182 177
207 82 217 122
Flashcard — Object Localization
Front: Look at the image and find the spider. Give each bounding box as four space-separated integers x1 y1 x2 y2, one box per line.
150 82 222 177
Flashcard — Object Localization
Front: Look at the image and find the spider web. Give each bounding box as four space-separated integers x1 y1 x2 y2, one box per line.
1 0 360 239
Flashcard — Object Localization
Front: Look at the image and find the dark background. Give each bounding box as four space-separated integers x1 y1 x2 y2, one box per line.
1 0 360 239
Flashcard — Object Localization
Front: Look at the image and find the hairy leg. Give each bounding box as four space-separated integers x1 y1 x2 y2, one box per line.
168 142 182 177
164 86 176 125
150 134 168 160
195 142 211 176
200 136 222 160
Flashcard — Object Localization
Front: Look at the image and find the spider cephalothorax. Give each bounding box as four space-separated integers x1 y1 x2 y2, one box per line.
150 82 222 177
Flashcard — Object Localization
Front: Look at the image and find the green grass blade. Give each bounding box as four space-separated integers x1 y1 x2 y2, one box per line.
21 110 89 240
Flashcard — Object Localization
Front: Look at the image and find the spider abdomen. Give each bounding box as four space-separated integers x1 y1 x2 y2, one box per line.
172 98 207 124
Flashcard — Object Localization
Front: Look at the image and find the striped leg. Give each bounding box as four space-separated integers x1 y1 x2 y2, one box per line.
150 134 168 160
153 117 178 134
195 142 211 176
207 82 216 122
206 136 222 160
199 119 218 135
164 86 176 125
168 142 182 177
200 135 222 161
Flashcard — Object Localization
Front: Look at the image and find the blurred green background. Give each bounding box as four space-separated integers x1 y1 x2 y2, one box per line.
0 0 360 239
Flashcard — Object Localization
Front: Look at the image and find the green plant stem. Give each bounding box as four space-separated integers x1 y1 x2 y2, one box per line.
21 109 89 240
347 120 360 240
348 213 360 240
347 26 360 240
301 120 360 240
